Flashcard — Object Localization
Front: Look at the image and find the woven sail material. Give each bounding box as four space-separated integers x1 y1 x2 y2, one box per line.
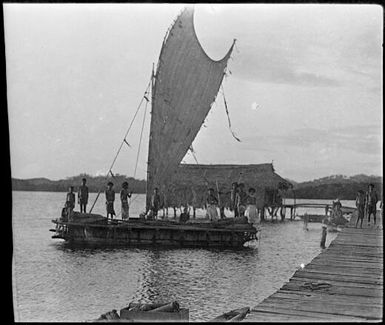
146 7 235 209
164 164 292 208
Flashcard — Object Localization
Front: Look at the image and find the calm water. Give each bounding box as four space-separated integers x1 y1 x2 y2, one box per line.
12 191 355 322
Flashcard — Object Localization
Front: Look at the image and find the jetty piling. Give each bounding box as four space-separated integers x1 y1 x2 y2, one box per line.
320 224 327 248
244 210 383 322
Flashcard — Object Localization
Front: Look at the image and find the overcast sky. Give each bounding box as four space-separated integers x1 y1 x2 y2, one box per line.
5 3 383 182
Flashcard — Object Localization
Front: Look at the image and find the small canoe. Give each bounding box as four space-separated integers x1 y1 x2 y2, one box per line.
93 301 189 322
209 307 250 322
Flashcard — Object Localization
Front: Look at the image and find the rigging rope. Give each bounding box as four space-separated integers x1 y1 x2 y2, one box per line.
133 97 149 179
220 84 241 142
89 74 153 213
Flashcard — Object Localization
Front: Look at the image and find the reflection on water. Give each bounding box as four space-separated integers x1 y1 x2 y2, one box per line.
12 191 346 322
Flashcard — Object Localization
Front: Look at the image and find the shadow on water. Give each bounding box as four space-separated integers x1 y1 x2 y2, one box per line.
51 240 260 256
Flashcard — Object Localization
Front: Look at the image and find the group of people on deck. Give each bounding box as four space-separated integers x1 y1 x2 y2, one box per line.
63 179 268 229
206 182 261 229
63 178 133 221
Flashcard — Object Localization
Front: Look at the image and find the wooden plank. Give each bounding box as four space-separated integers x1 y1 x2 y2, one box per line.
293 270 383 284
246 311 322 322
312 255 383 264
258 298 382 319
270 291 383 307
310 259 383 269
251 305 373 321
305 260 383 270
317 255 383 263
304 264 383 276
284 278 383 293
246 310 339 322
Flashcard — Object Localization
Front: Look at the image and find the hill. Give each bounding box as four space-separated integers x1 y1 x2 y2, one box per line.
287 174 383 200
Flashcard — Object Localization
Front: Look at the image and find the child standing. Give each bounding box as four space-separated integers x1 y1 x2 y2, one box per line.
65 186 75 221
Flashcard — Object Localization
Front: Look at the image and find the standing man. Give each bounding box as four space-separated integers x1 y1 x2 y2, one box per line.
78 178 89 213
236 183 248 217
120 181 132 220
206 188 219 221
150 187 161 220
230 182 239 218
366 184 378 226
355 190 365 228
105 181 116 219
65 186 75 221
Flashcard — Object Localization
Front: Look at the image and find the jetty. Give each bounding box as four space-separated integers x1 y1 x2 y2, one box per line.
245 211 383 322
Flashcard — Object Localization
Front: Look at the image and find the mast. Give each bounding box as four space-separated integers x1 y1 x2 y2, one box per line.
146 63 156 211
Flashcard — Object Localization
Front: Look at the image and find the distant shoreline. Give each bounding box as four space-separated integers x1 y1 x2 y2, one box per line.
11 174 382 201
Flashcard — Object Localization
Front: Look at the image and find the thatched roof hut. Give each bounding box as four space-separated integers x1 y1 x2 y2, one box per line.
162 163 292 208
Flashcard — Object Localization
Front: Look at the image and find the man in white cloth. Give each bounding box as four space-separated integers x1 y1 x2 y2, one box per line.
245 187 260 229
120 181 132 220
206 188 219 221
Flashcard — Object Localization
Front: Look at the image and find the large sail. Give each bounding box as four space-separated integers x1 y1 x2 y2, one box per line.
146 7 235 209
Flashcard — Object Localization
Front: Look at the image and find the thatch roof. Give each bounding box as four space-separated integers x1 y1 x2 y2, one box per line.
161 163 292 208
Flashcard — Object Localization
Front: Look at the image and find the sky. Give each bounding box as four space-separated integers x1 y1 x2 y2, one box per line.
4 3 383 182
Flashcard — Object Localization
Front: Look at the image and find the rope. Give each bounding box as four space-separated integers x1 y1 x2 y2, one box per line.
189 145 200 165
133 97 149 179
89 73 153 213
220 84 241 142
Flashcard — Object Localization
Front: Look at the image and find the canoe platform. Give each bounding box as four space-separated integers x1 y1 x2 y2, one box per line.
51 213 257 248
244 211 383 322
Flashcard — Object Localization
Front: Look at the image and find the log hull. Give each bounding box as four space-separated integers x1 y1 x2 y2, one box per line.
51 220 257 248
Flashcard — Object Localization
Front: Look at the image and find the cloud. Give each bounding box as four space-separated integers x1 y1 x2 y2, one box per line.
241 124 382 156
234 50 341 87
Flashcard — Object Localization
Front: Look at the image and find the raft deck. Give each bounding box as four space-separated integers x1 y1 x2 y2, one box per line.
244 211 383 322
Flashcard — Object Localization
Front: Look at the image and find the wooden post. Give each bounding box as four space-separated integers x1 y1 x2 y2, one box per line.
303 213 309 230
193 207 196 219
320 224 327 248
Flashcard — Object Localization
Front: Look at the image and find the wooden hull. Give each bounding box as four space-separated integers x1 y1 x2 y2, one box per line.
51 219 257 248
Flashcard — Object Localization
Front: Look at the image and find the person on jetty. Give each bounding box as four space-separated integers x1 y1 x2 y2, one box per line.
245 187 260 229
120 181 132 220
65 186 75 221
230 182 239 218
150 187 161 219
236 183 248 217
206 188 219 221
332 198 343 219
105 182 116 219
78 178 89 213
365 183 378 226
355 190 365 228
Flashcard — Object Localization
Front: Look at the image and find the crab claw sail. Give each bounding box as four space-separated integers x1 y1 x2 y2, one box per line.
146 7 235 210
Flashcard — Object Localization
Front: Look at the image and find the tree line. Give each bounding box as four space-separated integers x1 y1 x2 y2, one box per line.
285 182 383 200
12 174 147 193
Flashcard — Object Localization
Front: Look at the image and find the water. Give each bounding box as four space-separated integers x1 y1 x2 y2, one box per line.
12 191 353 322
